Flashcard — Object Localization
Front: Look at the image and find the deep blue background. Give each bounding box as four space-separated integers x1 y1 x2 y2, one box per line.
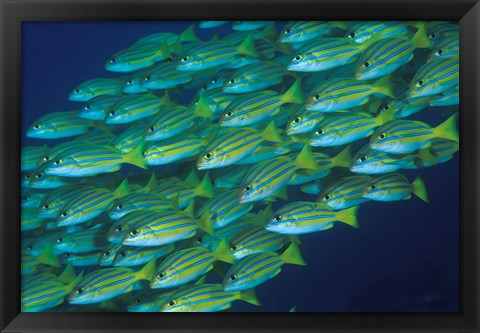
22 22 459 312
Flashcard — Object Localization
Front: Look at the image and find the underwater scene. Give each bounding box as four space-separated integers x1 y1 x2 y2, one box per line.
21 21 459 312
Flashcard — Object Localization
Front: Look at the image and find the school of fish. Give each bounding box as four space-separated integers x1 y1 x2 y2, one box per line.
21 21 459 312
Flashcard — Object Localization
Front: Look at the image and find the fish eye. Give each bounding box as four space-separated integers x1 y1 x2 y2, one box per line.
103 251 111 257
54 159 63 166
142 151 148 157
182 56 189 62
117 204 123 210
144 76 151 81
116 225 124 232
61 211 68 217
323 194 331 201
167 300 176 307
348 31 357 38
76 287 85 294
212 79 217 83
136 298 142 304
24 175 30 180
64 253 71 258
313 94 320 101
293 117 301 124
383 104 390 111
74 89 81 94
225 111 233 117
84 105 91 110
273 215 282 222
436 49 444 55
228 274 237 282
33 124 41 130
109 58 116 64
43 155 50 161
109 110 115 116
157 272 166 279
417 80 424 87
35 172 44 178
229 79 235 84
429 32 436 39
26 245 33 251
363 61 370 68
293 55 302 62
440 92 446 96
204 153 212 160
21 196 28 202
243 185 252 193
148 126 156 133
378 133 386 140
196 237 203 244
359 155 367 162
57 238 63 243
316 129 324 135
130 229 140 236
127 80 133 85
284 28 291 34
119 251 126 257
43 204 50 209
201 85 207 91
369 184 376 190
230 245 237 251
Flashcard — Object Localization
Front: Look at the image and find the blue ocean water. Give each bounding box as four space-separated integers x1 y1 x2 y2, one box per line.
21 22 459 312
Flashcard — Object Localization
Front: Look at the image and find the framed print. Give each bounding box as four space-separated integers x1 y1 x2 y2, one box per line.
1 0 479 332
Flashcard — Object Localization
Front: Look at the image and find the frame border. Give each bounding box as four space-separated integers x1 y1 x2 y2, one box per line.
1 0 478 332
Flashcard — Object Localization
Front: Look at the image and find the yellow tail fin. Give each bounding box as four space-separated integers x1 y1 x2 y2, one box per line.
331 145 352 168
434 113 459 142
194 174 215 199
412 175 430 203
239 289 261 306
236 34 259 58
281 79 304 104
280 242 307 266
295 145 319 170
336 205 359 228
212 239 236 264
123 143 148 170
137 258 157 281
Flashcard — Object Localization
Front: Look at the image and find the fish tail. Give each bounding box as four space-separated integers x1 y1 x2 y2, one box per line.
179 25 200 43
58 262 76 284
374 75 396 99
66 270 84 291
336 205 359 228
184 169 201 187
194 173 215 199
280 242 307 266
274 41 292 55
144 173 158 192
169 37 184 55
295 144 319 170
331 21 348 30
236 34 259 58
123 143 148 170
375 105 396 124
281 79 304 104
289 235 302 244
112 178 130 199
38 243 61 268
273 186 289 201
412 175 430 203
417 148 437 165
156 40 172 60
212 239 236 264
412 23 434 49
197 210 215 235
239 289 261 306
434 113 459 142
261 22 278 40
192 95 215 119
261 122 283 143
332 145 353 168
137 258 157 281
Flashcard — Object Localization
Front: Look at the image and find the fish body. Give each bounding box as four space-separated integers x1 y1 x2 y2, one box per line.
69 78 124 101
266 201 358 234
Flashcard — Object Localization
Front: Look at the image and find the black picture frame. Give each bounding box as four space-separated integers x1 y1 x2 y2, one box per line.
1 0 478 332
